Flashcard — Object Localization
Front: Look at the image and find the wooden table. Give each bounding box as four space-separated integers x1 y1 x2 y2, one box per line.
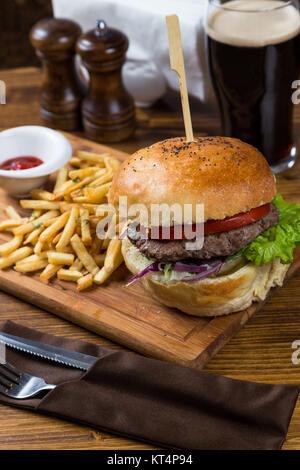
0 67 300 450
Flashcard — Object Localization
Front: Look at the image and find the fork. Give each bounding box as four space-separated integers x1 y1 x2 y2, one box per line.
0 362 56 399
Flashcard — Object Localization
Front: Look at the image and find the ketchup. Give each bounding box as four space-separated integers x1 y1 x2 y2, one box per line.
0 156 44 171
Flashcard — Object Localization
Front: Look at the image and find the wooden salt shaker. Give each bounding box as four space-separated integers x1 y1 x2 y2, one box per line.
76 20 135 142
30 18 83 131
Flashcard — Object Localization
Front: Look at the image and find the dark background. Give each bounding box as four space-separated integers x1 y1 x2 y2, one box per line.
0 0 53 69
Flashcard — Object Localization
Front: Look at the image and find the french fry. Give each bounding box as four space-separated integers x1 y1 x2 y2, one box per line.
93 256 123 284
57 268 82 281
52 232 62 245
47 251 74 266
93 267 111 285
64 194 72 202
0 219 25 231
76 224 82 236
56 206 78 251
84 182 111 203
60 203 98 214
30 189 55 201
40 263 61 281
104 239 123 273
69 167 100 180
70 190 84 201
76 170 106 190
0 246 33 269
59 202 78 212
70 234 99 275
52 180 75 197
51 238 73 253
54 166 68 191
0 235 23 256
34 240 44 255
43 216 61 227
59 245 74 254
15 253 48 265
90 235 103 255
70 258 83 271
80 208 92 245
104 156 121 171
94 240 123 284
89 171 113 188
13 210 59 236
94 253 105 266
89 216 102 228
69 157 82 167
76 150 108 163
39 211 70 243
71 196 89 204
31 210 43 220
77 273 93 291
5 206 22 220
14 257 48 272
20 200 60 210
83 204 100 213
24 226 43 245
53 174 97 200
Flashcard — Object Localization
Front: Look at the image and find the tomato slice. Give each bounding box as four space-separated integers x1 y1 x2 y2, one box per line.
145 203 270 240
204 203 271 235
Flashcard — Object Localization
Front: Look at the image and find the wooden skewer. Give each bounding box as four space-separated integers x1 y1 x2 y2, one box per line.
166 14 194 142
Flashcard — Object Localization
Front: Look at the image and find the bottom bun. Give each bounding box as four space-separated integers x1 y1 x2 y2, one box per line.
122 238 290 317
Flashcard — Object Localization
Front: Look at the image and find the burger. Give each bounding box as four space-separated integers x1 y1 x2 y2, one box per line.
108 136 300 316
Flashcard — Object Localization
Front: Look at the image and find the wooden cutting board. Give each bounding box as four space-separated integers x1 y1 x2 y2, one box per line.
0 132 299 369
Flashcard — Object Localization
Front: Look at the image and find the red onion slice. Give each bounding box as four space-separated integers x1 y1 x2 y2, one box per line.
126 261 159 287
126 259 224 287
182 260 223 281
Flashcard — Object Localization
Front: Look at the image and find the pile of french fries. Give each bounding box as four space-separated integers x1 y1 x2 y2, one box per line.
0 150 123 291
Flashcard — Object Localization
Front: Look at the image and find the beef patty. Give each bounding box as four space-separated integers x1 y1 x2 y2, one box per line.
127 203 280 262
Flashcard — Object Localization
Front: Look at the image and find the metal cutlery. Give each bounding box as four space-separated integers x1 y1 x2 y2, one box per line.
0 332 98 371
0 332 100 399
0 362 55 399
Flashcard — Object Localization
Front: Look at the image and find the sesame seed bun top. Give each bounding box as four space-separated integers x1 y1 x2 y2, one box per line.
108 136 276 223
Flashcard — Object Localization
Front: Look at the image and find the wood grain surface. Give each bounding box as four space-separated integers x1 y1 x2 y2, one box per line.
0 131 299 370
0 67 300 450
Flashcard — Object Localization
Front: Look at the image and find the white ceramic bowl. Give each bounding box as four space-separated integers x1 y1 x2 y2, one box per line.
0 126 72 197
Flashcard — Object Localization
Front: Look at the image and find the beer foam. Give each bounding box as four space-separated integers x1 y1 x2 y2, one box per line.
206 0 300 47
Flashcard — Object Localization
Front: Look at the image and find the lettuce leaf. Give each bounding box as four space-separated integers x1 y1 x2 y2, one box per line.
240 194 300 266
163 263 173 280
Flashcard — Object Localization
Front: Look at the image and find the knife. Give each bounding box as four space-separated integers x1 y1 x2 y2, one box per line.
0 332 98 371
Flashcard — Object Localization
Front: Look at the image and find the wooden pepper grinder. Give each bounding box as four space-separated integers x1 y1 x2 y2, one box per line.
30 18 83 131
76 20 135 142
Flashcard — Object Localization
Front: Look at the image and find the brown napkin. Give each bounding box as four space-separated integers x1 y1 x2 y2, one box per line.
0 320 298 450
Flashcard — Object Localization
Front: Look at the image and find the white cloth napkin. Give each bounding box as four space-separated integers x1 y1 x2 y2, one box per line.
52 0 214 104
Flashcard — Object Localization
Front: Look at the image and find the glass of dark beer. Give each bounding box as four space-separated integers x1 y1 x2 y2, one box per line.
205 0 300 173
